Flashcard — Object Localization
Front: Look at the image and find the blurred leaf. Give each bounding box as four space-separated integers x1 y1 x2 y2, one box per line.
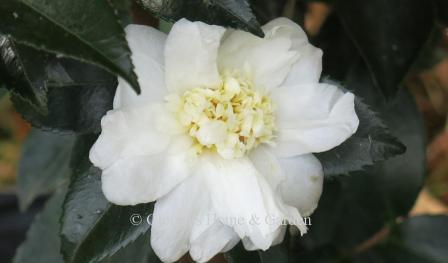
110 0 133 26
434 0 448 25
300 63 426 255
316 94 406 177
0 0 140 93
249 0 286 24
17 129 75 211
13 188 67 263
225 242 261 263
139 0 264 37
336 0 435 98
258 243 288 262
2 46 117 133
61 135 153 263
0 85 7 99
357 216 448 263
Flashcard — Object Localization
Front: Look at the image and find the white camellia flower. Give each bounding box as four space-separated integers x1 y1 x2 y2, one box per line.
90 18 359 262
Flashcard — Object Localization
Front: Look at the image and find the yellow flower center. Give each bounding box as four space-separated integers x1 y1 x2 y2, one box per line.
166 73 276 159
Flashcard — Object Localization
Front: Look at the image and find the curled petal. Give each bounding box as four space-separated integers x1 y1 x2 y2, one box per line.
219 19 299 91
165 19 226 94
278 154 324 216
272 83 359 157
100 135 196 206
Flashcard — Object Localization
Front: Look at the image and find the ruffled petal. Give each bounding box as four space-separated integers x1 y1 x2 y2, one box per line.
190 220 239 262
278 154 324 216
218 19 299 91
114 25 167 109
271 83 359 157
150 173 208 262
249 146 285 189
89 105 170 170
165 19 226 94
201 154 307 250
100 135 197 206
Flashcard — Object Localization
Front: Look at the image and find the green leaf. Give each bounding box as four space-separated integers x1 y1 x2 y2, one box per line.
358 216 448 263
0 0 140 93
17 129 75 211
335 0 435 98
1 41 117 133
13 188 67 263
0 35 49 111
103 233 161 263
61 135 153 263
140 0 264 37
315 93 406 177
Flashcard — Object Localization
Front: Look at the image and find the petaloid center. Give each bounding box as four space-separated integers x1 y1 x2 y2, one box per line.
167 73 276 159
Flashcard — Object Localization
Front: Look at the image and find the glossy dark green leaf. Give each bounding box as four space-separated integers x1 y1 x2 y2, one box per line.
17 129 75 211
13 188 67 263
300 63 426 255
61 135 153 263
316 93 406 177
0 35 49 111
103 233 161 263
336 0 435 98
0 0 140 93
357 216 448 263
140 0 264 37
1 34 116 133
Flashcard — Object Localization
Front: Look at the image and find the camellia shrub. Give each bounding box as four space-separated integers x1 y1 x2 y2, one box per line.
1 0 447 262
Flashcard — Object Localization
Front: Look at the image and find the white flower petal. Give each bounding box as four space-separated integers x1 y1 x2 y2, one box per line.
283 44 323 85
262 18 323 85
249 146 285 189
114 25 167 109
100 135 196 206
89 105 170 170
242 226 286 251
218 21 299 91
278 154 324 216
201 154 306 250
271 83 359 157
165 19 226 94
190 220 239 262
151 172 210 262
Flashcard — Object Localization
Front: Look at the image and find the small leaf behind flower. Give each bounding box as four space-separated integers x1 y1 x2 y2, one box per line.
315 85 406 177
139 0 264 37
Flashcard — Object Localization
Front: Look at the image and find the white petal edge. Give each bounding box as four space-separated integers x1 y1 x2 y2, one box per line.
114 25 167 109
89 105 170 170
271 83 359 157
262 18 323 86
201 154 307 250
165 19 226 94
218 20 299 92
150 171 217 262
100 135 197 206
278 154 324 217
